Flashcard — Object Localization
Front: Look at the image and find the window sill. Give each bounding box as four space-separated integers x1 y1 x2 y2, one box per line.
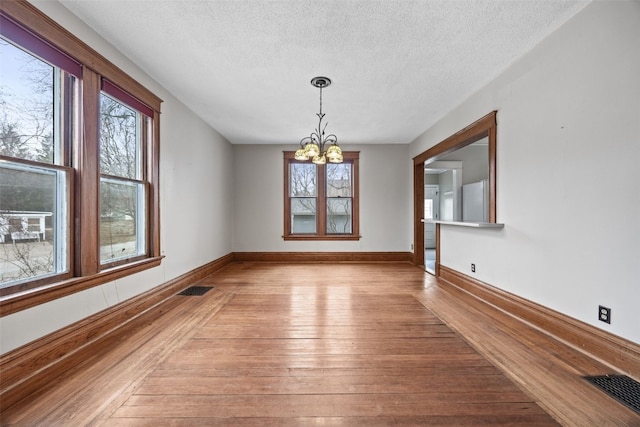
283 235 362 241
0 256 164 316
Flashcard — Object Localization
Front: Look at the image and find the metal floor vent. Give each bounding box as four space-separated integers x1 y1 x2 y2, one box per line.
584 375 640 414
178 286 214 296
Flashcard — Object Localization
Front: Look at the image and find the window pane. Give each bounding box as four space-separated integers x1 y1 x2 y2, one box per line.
99 93 140 179
100 178 145 263
291 198 316 233
327 163 351 197
1 162 68 287
327 198 352 234
0 39 56 163
290 163 316 197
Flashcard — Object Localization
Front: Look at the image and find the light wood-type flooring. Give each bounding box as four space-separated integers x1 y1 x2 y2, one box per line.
2 263 639 426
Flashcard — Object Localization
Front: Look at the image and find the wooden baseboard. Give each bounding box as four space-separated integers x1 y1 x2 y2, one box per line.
438 265 640 379
233 251 413 263
0 253 234 411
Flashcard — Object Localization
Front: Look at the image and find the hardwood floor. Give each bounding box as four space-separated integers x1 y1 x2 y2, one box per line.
2 263 639 426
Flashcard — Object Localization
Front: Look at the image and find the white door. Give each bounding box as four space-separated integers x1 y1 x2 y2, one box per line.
424 185 439 249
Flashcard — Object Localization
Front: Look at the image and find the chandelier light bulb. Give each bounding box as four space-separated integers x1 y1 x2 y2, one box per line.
312 154 326 165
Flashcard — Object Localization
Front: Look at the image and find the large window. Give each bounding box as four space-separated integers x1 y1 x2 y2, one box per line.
284 151 359 240
0 3 161 309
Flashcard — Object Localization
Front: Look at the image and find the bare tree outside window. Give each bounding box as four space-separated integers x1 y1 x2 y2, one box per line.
326 163 352 233
0 40 55 162
289 163 317 233
99 93 146 263
0 39 65 287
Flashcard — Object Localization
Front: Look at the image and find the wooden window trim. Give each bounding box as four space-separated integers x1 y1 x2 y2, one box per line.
283 151 360 241
0 1 162 314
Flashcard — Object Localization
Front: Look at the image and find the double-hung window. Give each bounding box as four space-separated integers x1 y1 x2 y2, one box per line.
283 151 359 240
0 3 161 310
0 18 77 288
99 83 151 265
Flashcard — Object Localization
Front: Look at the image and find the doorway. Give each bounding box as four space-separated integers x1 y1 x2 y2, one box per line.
412 111 497 272
424 185 438 274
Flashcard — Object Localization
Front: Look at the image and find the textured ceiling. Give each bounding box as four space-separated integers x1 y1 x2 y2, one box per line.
59 0 590 145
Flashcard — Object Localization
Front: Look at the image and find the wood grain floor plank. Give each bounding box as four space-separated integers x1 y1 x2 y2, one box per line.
115 394 549 418
97 415 558 427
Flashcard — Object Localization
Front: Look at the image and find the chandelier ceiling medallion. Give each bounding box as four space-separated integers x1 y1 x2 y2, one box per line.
295 76 343 164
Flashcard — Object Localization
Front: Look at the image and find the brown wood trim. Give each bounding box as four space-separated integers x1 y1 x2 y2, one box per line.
413 161 424 266
149 110 161 258
412 111 497 269
1 257 162 317
487 122 497 223
0 1 162 111
233 252 413 263
435 223 440 276
77 67 101 276
438 265 640 378
282 235 362 241
0 253 234 411
412 111 497 165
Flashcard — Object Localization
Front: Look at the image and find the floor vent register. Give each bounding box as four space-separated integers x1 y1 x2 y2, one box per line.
177 286 214 296
584 374 640 414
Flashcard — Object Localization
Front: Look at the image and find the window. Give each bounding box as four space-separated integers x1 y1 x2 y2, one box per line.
283 151 359 240
0 4 161 309
99 90 148 265
1 27 74 288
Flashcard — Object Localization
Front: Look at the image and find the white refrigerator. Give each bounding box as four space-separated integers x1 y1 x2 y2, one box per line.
462 179 488 222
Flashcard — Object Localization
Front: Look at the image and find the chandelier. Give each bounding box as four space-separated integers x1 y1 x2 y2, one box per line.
294 76 343 164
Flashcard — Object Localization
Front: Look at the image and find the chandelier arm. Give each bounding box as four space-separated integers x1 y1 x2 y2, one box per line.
324 134 338 144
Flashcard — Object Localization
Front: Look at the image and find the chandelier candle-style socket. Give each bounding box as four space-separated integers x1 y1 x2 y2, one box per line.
295 76 343 164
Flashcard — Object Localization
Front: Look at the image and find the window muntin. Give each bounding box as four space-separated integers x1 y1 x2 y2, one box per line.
284 151 359 240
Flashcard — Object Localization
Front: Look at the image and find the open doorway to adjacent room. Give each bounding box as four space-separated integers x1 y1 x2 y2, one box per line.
424 184 439 274
412 111 497 274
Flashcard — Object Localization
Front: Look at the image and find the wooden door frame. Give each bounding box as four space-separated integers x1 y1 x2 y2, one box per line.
412 111 497 272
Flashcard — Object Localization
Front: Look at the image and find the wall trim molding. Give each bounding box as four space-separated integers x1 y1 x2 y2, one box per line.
438 265 640 378
0 253 234 411
233 251 413 263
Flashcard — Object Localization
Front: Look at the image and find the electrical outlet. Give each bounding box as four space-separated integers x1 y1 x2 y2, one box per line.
471 263 476 273
598 305 611 324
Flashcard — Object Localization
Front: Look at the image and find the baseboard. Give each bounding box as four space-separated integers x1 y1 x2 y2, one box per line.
0 253 234 411
233 251 413 263
438 265 640 379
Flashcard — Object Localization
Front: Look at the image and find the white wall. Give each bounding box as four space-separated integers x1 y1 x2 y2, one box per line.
0 1 234 354
233 144 412 253
410 1 640 344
